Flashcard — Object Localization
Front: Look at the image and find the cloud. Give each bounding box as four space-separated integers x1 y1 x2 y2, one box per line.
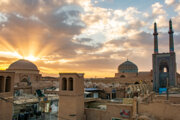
74 37 93 43
164 0 180 14
0 0 88 57
152 2 166 16
154 15 168 28
165 0 175 5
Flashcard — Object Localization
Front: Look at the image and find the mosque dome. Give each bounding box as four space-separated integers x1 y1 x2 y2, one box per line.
8 59 38 71
118 60 138 73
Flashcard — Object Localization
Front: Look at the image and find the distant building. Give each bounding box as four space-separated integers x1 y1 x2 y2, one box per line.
115 59 140 79
84 59 153 100
86 59 153 86
7 59 40 84
152 20 177 92
4 59 58 94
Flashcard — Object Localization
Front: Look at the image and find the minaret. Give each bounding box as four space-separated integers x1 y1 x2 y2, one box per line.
153 22 158 54
169 19 174 53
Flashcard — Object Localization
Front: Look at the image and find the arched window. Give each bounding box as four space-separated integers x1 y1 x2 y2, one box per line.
163 67 168 72
159 61 169 73
0 76 4 93
120 75 126 78
5 76 11 92
62 77 67 90
68 77 73 91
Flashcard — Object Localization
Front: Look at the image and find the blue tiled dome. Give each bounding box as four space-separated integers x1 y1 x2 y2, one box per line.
118 60 138 73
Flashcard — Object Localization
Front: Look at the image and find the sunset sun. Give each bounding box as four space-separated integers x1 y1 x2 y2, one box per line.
24 55 39 62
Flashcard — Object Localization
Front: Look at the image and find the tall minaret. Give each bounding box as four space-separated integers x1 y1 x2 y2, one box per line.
153 22 158 54
169 19 174 53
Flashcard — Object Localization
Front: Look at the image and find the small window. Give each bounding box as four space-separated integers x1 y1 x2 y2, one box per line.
62 77 67 90
68 77 73 91
0 76 5 93
5 76 11 92
112 93 116 99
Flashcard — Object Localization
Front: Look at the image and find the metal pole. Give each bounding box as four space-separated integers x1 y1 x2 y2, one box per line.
166 77 169 100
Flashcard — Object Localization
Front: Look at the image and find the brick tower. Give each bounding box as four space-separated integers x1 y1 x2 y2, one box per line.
58 73 84 120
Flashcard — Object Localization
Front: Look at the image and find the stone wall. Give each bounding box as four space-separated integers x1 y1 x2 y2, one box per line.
139 101 180 120
154 95 180 104
85 108 107 120
0 100 13 120
85 104 133 120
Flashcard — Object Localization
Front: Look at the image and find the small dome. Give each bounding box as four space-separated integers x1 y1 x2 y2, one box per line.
8 59 38 71
118 60 138 73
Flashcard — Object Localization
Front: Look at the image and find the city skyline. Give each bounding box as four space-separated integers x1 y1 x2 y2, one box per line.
0 0 180 77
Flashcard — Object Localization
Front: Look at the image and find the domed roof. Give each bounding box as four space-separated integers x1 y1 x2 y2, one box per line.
8 59 38 71
118 60 138 73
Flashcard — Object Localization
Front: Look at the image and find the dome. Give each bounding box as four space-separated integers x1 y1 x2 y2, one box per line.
8 59 39 71
118 60 138 73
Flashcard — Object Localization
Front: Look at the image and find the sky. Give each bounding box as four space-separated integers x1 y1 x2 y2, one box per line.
0 0 180 78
